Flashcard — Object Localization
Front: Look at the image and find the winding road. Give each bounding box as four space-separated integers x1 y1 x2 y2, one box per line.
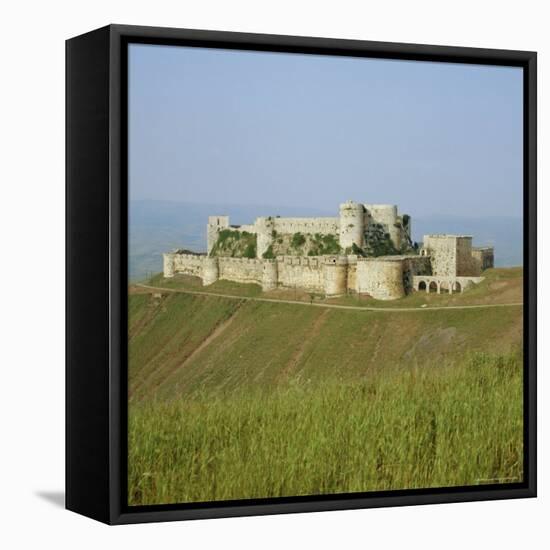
135 283 523 313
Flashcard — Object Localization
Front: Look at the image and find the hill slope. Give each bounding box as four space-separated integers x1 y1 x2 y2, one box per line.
128 280 523 506
129 291 522 402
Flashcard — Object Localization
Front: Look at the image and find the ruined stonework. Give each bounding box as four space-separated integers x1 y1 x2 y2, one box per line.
163 200 495 300
471 247 495 273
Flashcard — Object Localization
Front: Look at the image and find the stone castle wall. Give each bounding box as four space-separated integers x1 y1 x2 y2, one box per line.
164 251 433 300
167 252 205 277
277 256 326 292
273 217 340 235
218 257 263 284
346 256 358 291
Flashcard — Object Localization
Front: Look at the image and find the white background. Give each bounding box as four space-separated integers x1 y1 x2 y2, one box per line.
1 1 547 548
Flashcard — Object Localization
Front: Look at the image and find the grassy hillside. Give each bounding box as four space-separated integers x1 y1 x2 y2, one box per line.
129 351 522 505
129 291 522 402
128 276 524 505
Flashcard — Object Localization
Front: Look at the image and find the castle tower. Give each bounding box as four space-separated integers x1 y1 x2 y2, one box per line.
202 256 219 286
422 235 474 277
262 260 278 291
255 216 275 258
163 253 175 278
323 256 348 296
207 216 230 254
356 257 405 300
339 201 365 251
364 204 401 250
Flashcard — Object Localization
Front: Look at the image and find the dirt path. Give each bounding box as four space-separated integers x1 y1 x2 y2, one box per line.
135 283 523 313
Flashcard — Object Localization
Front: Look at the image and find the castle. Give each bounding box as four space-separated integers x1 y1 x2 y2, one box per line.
163 201 494 300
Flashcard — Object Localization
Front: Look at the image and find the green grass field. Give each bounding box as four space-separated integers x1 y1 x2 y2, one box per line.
128 269 524 506
129 350 523 505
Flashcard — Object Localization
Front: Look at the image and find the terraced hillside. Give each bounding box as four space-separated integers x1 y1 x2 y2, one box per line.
128 270 524 506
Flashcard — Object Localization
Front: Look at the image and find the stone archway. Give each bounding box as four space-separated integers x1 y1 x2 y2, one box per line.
418 280 427 292
454 281 462 293
428 281 438 293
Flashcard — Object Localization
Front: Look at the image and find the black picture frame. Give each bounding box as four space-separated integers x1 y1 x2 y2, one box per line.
66 24 537 525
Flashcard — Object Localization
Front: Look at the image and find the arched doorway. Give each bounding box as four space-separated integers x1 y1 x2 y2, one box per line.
428 281 438 293
454 281 462 293
418 280 427 292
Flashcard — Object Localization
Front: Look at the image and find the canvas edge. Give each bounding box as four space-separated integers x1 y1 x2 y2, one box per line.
65 23 537 526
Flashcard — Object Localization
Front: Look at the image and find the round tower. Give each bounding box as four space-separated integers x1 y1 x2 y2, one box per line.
163 253 175 278
262 259 278 291
357 257 405 300
365 204 401 250
202 257 219 286
323 256 348 296
255 216 275 258
339 201 365 251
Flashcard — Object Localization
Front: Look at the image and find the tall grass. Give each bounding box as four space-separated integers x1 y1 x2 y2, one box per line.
128 348 523 506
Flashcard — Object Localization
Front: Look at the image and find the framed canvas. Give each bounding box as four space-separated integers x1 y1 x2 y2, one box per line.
66 24 537 524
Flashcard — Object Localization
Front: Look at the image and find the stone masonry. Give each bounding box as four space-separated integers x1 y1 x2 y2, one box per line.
163 201 495 300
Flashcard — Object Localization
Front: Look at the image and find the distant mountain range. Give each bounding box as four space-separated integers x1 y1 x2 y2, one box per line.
129 200 523 282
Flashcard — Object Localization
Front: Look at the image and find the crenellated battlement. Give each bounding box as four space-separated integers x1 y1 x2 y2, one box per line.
219 257 263 266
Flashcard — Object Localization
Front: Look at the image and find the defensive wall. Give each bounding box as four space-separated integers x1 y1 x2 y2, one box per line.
163 251 431 300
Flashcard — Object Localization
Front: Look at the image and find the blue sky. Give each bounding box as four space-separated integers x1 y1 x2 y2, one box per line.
128 43 523 218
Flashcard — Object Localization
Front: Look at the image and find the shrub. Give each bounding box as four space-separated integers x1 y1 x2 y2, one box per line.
291 232 306 248
262 245 275 259
244 243 257 258
320 234 341 255
210 229 257 258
